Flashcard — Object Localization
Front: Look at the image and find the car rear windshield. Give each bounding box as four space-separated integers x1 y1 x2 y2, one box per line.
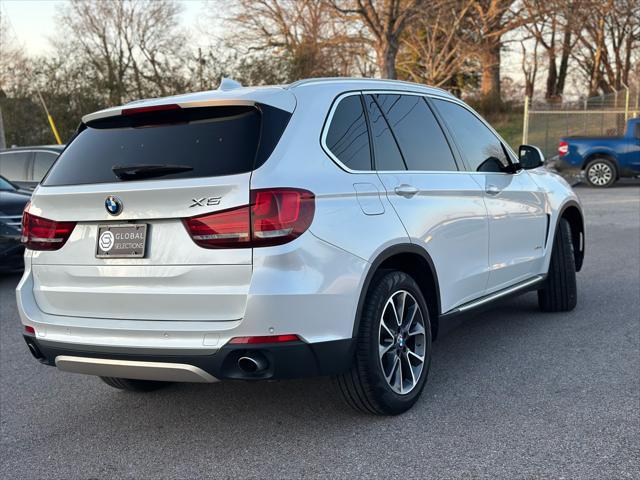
42 104 291 186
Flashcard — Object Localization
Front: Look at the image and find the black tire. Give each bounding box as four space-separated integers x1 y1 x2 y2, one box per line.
336 270 432 415
585 157 617 188
538 218 577 312
100 376 169 392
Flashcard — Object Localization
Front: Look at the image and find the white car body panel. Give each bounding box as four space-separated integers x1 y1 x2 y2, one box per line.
377 171 490 311
477 170 549 293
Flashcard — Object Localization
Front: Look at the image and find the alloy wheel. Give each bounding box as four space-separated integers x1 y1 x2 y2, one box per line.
378 290 426 395
587 162 613 186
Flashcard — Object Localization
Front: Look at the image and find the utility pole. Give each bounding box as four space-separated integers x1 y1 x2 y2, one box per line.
0 105 6 149
35 89 62 145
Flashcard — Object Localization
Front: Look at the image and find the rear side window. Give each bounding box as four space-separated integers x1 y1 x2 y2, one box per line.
0 152 31 181
325 95 372 170
363 94 406 171
374 94 457 171
432 99 510 173
33 151 58 181
43 104 290 186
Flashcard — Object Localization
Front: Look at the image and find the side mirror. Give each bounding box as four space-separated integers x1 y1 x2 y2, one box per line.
518 145 545 170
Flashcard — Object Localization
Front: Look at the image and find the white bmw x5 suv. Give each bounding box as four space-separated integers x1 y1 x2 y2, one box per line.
17 78 584 415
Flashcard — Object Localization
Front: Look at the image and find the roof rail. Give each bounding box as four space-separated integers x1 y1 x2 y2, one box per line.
287 77 453 96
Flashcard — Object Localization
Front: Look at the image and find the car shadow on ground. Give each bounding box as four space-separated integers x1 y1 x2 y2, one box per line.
48 292 559 434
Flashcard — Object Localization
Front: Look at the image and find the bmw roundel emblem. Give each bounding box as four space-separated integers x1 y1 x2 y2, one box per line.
105 195 123 216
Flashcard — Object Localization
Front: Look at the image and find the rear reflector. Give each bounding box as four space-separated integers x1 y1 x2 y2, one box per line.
229 334 301 344
558 141 569 157
24 325 36 335
183 188 314 249
21 206 76 251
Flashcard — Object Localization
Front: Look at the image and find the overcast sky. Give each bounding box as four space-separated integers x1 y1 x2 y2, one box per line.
2 0 211 54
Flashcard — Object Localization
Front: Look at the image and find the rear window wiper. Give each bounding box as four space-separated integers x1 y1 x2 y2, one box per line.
112 164 194 180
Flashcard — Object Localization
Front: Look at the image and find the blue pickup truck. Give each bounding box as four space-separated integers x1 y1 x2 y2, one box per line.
556 117 640 187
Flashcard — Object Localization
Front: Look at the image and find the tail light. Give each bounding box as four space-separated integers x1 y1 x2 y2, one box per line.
183 188 314 249
558 141 569 157
21 205 76 251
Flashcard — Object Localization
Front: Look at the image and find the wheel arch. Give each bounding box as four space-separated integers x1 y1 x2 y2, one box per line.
558 200 585 272
582 150 619 176
353 244 442 341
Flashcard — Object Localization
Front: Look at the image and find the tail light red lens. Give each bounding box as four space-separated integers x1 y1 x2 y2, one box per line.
21 207 76 251
251 188 314 246
229 334 301 344
183 188 314 249
558 141 569 157
184 206 251 248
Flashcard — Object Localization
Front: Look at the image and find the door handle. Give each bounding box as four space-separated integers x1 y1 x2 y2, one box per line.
486 184 501 195
394 184 419 198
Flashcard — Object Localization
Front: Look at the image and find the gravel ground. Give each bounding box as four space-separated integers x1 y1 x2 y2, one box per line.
1 182 639 479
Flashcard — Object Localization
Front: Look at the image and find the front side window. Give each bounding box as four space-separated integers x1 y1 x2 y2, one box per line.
363 94 406 171
374 94 458 171
325 95 372 171
432 99 511 173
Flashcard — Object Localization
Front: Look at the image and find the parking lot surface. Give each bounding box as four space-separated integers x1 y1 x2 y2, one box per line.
1 183 639 479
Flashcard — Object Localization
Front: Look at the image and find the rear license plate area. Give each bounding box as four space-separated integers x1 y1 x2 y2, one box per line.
96 224 147 258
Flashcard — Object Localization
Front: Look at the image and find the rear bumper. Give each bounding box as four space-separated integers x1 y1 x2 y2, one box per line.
17 231 369 350
23 335 355 381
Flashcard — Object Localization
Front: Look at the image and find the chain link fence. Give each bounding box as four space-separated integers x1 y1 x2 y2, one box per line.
522 84 640 159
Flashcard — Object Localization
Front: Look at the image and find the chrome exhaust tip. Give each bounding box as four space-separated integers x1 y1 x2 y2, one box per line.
237 354 268 373
26 340 44 360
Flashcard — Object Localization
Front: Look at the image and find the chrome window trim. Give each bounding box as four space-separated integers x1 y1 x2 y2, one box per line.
320 89 519 175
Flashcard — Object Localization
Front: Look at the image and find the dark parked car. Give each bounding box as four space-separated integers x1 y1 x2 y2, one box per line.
0 175 31 271
0 145 64 190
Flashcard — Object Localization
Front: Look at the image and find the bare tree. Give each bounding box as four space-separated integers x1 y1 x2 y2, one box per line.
523 0 581 102
520 37 540 99
465 0 534 106
571 0 639 96
57 0 187 105
329 0 426 79
130 0 188 97
226 0 365 80
397 0 475 88
0 8 30 97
